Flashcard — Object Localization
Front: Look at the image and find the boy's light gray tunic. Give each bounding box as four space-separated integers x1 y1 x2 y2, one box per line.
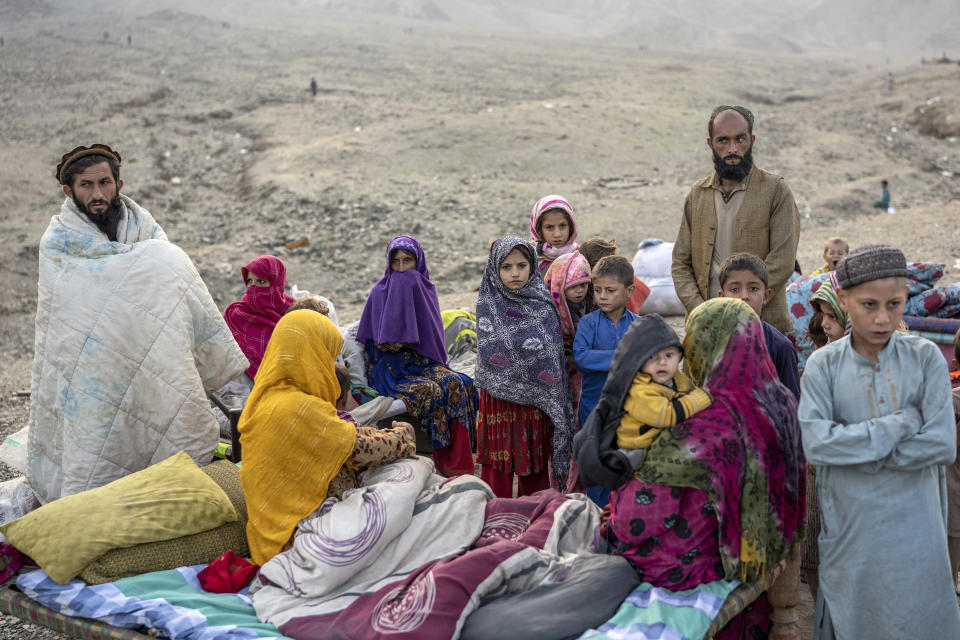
799 331 960 639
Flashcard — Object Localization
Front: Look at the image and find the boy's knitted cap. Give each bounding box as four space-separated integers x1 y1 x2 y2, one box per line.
835 245 908 289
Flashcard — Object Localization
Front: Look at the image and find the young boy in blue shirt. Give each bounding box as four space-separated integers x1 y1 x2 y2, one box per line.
574 255 637 506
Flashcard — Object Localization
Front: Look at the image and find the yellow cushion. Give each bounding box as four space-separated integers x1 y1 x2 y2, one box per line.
1 451 237 584
77 460 249 584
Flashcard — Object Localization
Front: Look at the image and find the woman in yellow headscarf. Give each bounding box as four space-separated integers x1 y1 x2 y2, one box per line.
239 309 416 564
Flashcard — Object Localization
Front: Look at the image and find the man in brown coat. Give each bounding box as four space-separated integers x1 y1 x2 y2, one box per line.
671 105 800 333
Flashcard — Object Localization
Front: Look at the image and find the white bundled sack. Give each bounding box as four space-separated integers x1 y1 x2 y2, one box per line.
0 477 40 526
632 238 685 316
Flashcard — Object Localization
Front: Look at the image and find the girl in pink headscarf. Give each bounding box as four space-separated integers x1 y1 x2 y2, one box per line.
224 255 296 379
530 195 580 273
543 251 592 491
543 252 592 425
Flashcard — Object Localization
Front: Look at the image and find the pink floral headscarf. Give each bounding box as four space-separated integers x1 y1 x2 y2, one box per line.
543 252 592 338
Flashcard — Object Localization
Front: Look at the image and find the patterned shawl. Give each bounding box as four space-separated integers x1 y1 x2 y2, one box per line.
529 195 580 272
224 255 295 378
239 310 357 565
356 236 448 367
475 236 575 486
636 298 805 587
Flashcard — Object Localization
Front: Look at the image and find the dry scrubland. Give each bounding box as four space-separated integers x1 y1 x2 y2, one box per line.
2 3 960 637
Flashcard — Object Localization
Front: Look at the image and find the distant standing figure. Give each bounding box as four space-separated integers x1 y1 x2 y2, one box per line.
310 77 317 97
127 34 131 45
874 179 891 209
884 72 895 91
103 31 108 41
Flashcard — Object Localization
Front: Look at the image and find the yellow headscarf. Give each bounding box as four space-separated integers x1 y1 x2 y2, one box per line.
239 309 357 564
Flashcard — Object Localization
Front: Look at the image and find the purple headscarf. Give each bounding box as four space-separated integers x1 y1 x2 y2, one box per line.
356 236 448 366
475 236 575 486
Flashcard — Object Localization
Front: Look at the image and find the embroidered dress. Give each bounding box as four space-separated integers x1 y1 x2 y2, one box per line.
475 391 553 476
224 255 295 379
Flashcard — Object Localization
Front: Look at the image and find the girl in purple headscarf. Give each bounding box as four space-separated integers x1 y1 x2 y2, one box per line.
356 236 477 477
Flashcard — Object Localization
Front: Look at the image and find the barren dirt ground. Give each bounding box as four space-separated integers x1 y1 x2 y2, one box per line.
2 6 960 639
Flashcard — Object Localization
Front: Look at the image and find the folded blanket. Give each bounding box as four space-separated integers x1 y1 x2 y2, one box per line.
17 564 287 639
577 580 739 640
902 315 960 334
253 457 604 639
904 283 960 318
253 457 493 629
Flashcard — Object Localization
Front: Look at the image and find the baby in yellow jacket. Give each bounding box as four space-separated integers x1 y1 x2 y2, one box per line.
616 316 711 449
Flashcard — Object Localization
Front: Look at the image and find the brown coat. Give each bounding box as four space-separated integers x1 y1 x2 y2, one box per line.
671 166 800 333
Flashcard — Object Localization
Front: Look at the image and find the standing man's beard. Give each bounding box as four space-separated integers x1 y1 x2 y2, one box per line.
712 145 754 182
74 194 124 241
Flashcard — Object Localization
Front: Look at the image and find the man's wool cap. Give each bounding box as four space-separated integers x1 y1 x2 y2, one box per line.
56 144 122 185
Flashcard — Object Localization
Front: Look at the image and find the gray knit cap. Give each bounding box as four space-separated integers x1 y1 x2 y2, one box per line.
834 245 908 289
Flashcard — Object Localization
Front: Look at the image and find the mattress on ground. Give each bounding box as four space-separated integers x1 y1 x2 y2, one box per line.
15 564 289 640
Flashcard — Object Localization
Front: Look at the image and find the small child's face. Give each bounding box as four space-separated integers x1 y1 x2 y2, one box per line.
818 304 845 342
824 242 849 270
245 274 270 288
539 209 571 247
838 277 907 354
499 248 532 290
565 282 589 304
390 249 417 273
592 276 633 315
641 346 682 385
718 269 770 317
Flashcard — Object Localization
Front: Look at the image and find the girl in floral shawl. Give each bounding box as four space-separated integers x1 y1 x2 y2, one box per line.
607 298 805 638
529 195 580 274
356 236 477 477
224 255 296 379
475 236 575 495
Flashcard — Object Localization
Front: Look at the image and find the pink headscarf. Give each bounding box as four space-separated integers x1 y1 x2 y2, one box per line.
224 255 296 379
543 252 592 338
530 195 580 273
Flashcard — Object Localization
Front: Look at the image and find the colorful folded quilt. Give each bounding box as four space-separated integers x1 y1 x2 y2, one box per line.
17 565 288 639
577 580 739 640
904 284 960 318
902 315 960 334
